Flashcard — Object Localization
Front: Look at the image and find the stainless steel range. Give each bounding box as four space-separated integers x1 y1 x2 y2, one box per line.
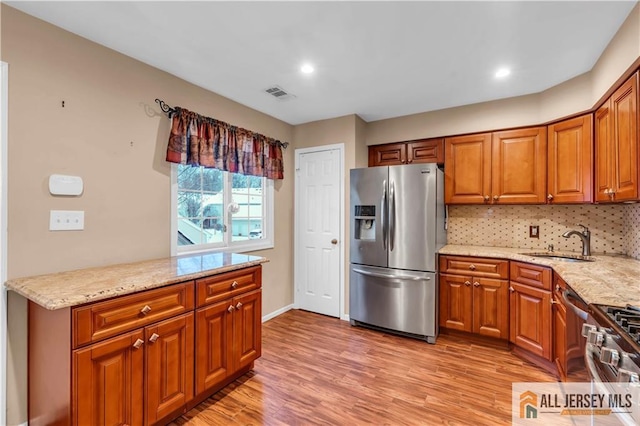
583 304 640 425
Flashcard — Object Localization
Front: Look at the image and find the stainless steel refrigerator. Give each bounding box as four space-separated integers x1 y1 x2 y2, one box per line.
349 162 446 343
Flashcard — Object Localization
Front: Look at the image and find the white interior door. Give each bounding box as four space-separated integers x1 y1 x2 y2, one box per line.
295 145 343 318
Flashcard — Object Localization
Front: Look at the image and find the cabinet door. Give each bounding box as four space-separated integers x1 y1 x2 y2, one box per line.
547 115 593 203
407 138 444 164
146 313 194 425
492 127 547 204
553 297 567 379
509 282 552 361
444 133 492 204
473 278 508 339
233 289 262 371
195 300 233 395
74 330 144 426
611 73 639 201
368 143 406 166
438 274 473 332
595 102 614 202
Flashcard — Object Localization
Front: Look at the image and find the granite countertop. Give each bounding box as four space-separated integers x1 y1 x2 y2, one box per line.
439 245 640 307
4 252 268 310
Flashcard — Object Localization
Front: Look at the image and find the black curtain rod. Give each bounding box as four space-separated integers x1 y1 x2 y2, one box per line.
155 98 289 149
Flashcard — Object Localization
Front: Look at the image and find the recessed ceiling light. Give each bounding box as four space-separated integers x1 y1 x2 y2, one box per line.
495 68 511 79
300 63 314 74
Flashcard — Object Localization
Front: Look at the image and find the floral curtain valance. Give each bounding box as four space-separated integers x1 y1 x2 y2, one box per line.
165 106 286 180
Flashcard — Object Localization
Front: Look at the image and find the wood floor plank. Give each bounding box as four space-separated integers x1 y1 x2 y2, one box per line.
171 309 559 425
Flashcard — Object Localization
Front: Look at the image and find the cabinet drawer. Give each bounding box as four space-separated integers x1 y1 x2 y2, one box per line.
196 266 262 307
72 282 195 349
439 256 508 279
510 261 552 291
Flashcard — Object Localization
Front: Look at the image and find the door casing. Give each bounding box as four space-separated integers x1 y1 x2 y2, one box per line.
294 143 345 320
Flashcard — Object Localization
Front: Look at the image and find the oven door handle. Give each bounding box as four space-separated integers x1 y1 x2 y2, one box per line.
562 289 588 321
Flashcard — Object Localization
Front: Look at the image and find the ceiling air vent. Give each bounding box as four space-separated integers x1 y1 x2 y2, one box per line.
264 85 296 101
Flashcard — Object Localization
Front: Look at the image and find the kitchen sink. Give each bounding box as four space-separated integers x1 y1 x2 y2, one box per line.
519 252 595 262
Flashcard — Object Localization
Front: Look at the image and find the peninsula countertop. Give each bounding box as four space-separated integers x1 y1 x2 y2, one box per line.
439 245 640 307
4 252 268 310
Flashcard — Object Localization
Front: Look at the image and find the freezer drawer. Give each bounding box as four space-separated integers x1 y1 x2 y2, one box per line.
349 264 437 342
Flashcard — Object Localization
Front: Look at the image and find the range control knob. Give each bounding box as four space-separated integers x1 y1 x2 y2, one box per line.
600 348 620 367
587 329 605 347
581 324 596 338
618 369 640 384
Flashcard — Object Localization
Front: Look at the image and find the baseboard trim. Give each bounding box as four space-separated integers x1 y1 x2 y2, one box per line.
341 314 350 322
262 304 294 323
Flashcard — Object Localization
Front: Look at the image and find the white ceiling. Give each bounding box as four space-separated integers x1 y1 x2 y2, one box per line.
7 1 638 125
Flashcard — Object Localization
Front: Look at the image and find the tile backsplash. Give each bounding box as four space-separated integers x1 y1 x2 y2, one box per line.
447 204 640 259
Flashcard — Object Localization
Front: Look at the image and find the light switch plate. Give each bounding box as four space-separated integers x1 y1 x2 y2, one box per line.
49 210 84 231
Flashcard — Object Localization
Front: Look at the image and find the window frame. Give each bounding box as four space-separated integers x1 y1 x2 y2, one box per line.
170 164 274 256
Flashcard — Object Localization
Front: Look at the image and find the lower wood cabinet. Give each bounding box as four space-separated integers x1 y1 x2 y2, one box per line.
29 265 262 426
195 289 261 395
439 255 509 340
439 274 509 339
509 262 552 361
74 313 194 426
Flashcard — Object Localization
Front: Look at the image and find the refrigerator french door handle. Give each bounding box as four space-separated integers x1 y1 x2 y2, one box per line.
352 268 429 281
381 180 387 250
389 181 395 251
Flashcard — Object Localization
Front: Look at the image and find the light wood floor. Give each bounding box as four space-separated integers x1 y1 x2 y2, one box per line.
169 309 557 425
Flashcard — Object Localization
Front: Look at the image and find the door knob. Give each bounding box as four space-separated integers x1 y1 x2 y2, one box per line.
331 239 338 245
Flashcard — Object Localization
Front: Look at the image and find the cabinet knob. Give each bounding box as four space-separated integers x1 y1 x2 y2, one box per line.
509 287 515 293
468 264 476 271
551 299 559 305
484 195 490 202
464 281 471 287
133 338 144 349
149 333 160 343
555 284 561 292
493 195 499 201
231 281 239 289
227 305 235 313
407 158 413 163
140 305 151 315
547 194 553 201
473 281 480 287
236 302 243 309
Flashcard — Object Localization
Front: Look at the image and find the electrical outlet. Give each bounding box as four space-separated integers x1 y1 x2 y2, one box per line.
50 210 84 231
529 225 539 238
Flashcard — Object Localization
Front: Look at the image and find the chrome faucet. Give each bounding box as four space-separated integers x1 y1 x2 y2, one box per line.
562 224 591 256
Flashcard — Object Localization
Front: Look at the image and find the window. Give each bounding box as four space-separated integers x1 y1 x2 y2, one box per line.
172 164 274 254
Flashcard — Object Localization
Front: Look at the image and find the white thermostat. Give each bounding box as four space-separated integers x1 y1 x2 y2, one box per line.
49 174 83 196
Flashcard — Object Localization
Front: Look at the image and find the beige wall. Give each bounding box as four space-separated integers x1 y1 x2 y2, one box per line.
366 2 640 146
2 6 294 424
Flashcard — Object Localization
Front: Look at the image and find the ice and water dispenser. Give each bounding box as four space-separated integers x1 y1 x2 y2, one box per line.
354 205 375 241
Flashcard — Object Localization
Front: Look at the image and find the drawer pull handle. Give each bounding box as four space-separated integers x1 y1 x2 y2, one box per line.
468 264 476 271
228 305 235 313
236 302 243 309
231 281 239 289
464 281 471 287
133 338 144 349
473 281 480 287
149 333 160 343
140 305 151 315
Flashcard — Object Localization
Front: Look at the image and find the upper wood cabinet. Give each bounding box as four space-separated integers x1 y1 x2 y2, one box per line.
547 114 593 203
445 127 546 204
595 72 639 202
368 138 444 166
